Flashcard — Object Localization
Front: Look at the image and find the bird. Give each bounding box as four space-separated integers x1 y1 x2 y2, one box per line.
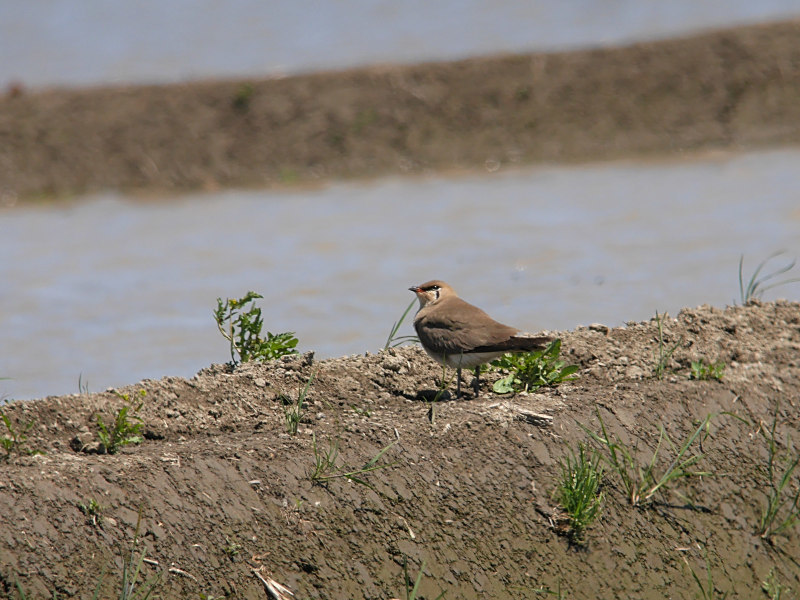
409 280 553 398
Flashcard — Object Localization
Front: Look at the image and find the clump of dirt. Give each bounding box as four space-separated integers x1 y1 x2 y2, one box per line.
1 300 799 598
2 20 800 202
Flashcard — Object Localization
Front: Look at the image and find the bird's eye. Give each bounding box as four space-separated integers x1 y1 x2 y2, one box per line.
429 285 440 291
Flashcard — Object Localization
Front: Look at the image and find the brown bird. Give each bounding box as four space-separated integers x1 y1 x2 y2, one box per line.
409 280 553 397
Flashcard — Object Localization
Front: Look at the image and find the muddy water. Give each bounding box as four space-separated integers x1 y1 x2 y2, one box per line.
2 1 800 88
2 148 799 400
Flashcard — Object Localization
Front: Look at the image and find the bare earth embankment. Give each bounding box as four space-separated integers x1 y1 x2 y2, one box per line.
1 20 800 202
1 300 799 598
2 17 800 600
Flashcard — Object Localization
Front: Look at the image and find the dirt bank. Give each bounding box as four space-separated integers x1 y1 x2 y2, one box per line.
2 20 800 202
1 300 799 598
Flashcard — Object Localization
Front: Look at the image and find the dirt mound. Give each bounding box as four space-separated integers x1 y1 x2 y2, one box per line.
2 20 800 202
1 300 799 598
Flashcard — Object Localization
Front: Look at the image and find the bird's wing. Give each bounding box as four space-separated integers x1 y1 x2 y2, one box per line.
415 297 519 355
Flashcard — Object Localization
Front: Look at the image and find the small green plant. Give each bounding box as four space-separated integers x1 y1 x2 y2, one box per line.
757 404 800 540
309 433 396 488
232 82 254 111
683 547 728 600
426 362 457 425
283 373 315 435
352 108 377 134
309 432 340 481
690 360 725 381
384 299 420 349
351 405 372 418
491 339 578 394
533 582 568 599
278 167 299 183
653 311 683 380
0 410 40 459
556 442 604 543
214 291 299 364
96 390 146 454
118 506 163 600
222 536 242 558
762 568 792 599
79 498 104 526
401 558 446 600
78 372 90 395
581 410 714 507
739 252 800 304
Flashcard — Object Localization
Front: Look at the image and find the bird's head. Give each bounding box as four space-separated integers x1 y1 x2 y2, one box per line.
408 280 456 309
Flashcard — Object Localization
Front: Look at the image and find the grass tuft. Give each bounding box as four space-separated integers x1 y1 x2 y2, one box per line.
556 442 604 544
283 372 315 435
653 311 682 380
739 251 800 304
309 433 396 488
762 568 792 599
118 506 163 600
385 299 420 349
757 402 800 540
683 547 728 600
0 410 41 460
581 410 714 507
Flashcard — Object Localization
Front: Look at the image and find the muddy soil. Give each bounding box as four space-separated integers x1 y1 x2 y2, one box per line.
2 20 800 202
1 300 799 598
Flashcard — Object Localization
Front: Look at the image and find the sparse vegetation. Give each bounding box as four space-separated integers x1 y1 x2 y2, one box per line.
214 291 299 364
118 506 163 600
384 299 420 349
309 433 396 488
78 498 103 526
556 442 604 544
533 582 568 599
0 410 40 460
427 362 456 425
78 372 90 395
231 82 254 111
491 339 579 394
653 311 683 380
683 547 729 600
690 359 725 381
222 537 242 558
739 252 800 304
757 404 800 540
581 410 714 507
282 373 315 435
762 568 792 599
96 390 146 454
401 558 446 600
309 432 340 481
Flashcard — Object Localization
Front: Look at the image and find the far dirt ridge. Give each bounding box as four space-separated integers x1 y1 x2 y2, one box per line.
2 20 800 201
1 300 799 598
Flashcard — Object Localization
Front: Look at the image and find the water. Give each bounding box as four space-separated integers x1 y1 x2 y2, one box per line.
2 1 800 88
1 148 798 400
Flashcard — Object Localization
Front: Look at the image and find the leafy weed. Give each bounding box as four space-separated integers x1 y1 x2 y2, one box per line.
491 339 578 394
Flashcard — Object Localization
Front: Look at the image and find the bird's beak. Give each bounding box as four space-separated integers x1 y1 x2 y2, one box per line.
409 286 421 293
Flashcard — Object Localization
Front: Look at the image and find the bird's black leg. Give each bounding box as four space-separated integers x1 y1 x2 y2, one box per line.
473 365 481 397
456 367 462 398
